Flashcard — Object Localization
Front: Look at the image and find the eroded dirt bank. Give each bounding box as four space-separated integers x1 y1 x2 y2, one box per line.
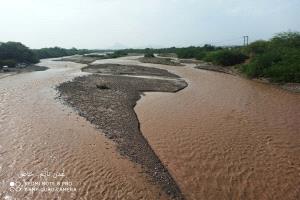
57 64 187 199
0 59 169 200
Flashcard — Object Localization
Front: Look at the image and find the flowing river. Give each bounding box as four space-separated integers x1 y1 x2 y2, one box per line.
94 56 300 199
133 59 300 200
0 56 299 200
0 59 165 200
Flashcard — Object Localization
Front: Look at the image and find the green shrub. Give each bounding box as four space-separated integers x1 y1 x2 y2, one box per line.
144 48 155 58
144 53 155 58
110 51 128 58
204 50 248 66
271 32 300 48
0 42 39 64
176 46 218 59
176 47 197 58
0 59 17 67
240 31 300 83
195 51 207 60
246 40 269 55
34 47 94 59
264 48 300 82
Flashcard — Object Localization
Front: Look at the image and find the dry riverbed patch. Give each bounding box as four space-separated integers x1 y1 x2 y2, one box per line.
57 64 187 199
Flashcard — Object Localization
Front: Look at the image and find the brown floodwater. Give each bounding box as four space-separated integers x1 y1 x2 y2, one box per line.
94 56 300 200
133 60 300 199
1 56 299 200
0 59 166 200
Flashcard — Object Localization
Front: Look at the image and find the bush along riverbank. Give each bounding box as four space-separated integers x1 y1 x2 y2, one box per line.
0 41 99 70
0 42 39 68
240 32 300 83
33 47 95 59
190 32 300 88
117 31 299 85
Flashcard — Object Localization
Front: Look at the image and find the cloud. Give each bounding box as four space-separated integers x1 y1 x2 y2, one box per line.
0 0 299 48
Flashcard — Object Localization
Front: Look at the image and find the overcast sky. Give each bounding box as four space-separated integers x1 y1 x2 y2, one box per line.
0 0 299 49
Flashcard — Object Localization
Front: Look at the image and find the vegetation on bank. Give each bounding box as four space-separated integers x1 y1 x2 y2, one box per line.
0 42 39 67
116 31 300 83
203 49 248 66
241 32 300 83
107 51 128 58
144 48 155 58
0 42 99 68
1 31 299 83
33 47 94 59
116 45 248 66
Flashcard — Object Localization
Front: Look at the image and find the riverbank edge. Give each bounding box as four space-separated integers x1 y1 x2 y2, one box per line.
194 63 300 93
0 65 49 79
57 65 188 200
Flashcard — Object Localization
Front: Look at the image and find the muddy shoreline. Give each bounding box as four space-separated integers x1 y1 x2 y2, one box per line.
195 64 234 74
195 62 300 93
57 64 187 199
139 57 183 66
0 65 48 78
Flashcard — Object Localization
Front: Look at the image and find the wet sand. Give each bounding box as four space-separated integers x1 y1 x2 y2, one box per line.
0 59 167 200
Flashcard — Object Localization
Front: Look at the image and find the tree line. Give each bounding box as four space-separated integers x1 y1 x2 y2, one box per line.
115 32 300 83
0 42 97 68
1 31 299 83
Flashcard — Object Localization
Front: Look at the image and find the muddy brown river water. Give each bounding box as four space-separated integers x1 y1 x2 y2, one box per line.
134 61 300 199
0 59 166 200
0 56 299 200
96 56 300 199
